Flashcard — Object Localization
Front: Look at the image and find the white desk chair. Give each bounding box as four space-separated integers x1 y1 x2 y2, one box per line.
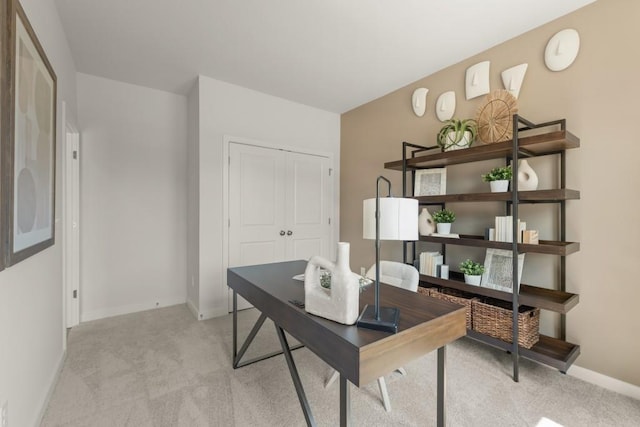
324 261 419 412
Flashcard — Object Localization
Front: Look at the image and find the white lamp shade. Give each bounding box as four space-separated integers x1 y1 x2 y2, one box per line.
363 197 418 241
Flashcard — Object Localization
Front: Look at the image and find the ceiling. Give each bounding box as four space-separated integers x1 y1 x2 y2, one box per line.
55 0 596 113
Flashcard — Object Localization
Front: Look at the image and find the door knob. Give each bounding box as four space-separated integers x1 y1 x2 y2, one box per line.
280 230 286 236
287 230 293 236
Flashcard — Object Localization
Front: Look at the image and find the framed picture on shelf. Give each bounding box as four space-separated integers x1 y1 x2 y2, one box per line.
414 168 446 196
2 0 57 266
481 249 525 293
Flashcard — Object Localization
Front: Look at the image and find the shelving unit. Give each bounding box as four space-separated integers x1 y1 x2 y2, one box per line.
385 115 580 380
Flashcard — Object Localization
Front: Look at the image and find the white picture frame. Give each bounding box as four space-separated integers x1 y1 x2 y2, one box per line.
481 249 525 293
414 168 446 196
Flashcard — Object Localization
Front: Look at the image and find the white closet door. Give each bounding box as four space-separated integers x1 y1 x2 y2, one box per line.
284 152 331 261
228 142 332 311
229 143 286 270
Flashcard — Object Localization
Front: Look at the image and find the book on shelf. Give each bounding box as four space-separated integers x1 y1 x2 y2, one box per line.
419 251 443 277
492 216 526 243
485 228 495 241
430 233 460 238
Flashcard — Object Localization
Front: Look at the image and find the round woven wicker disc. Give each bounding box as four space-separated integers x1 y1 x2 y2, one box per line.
476 90 519 143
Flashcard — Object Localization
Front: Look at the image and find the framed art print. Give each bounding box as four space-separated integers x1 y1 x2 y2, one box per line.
414 168 446 196
481 249 525 293
2 0 57 266
0 0 6 270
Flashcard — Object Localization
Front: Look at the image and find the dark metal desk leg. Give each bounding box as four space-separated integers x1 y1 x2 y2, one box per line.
275 325 316 427
340 374 351 427
233 290 238 362
437 346 446 427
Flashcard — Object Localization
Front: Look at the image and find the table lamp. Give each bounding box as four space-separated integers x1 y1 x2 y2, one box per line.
357 176 418 333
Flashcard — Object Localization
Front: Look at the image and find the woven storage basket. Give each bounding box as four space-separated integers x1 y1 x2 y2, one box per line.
472 298 540 349
417 286 437 297
429 288 477 329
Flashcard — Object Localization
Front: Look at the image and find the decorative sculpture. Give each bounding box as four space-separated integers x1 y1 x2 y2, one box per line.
412 88 429 117
545 29 580 71
436 91 456 122
304 242 360 325
465 61 490 100
501 64 528 99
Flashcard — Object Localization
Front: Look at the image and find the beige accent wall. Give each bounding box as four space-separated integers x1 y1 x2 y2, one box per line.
341 0 640 386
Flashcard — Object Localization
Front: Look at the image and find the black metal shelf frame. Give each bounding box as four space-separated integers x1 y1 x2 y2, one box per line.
397 115 572 382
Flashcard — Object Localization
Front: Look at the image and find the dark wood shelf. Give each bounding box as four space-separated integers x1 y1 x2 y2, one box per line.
392 118 581 377
415 189 580 204
419 234 580 256
385 130 580 170
420 273 579 314
466 329 580 372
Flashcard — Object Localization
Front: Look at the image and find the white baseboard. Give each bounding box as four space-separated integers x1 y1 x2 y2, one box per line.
81 297 186 322
186 298 201 320
33 349 66 427
568 364 640 400
197 305 228 320
184 298 226 321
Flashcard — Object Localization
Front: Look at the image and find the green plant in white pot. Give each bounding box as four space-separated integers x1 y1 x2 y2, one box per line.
459 259 484 286
482 165 512 192
432 209 456 234
437 118 478 151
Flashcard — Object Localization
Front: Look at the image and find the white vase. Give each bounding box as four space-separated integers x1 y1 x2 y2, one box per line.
444 130 472 151
418 208 436 236
436 223 451 234
464 274 481 286
489 180 509 192
518 159 538 191
304 242 360 325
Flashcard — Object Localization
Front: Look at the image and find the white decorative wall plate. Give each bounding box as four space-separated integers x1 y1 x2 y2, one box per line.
465 61 490 100
411 88 429 117
545 29 580 71
435 91 455 122
501 63 528 99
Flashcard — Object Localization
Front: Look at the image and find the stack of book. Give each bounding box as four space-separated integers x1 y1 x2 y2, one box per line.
487 216 527 243
419 251 443 277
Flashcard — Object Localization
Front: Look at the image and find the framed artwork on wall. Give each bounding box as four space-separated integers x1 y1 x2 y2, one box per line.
2 0 57 266
414 168 446 196
0 0 6 271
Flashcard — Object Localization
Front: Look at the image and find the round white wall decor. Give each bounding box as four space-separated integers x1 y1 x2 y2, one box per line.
545 29 580 71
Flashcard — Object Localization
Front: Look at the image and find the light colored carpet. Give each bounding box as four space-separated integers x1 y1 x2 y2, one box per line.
41 304 639 426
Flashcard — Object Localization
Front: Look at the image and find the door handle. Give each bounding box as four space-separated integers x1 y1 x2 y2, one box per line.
280 230 286 236
287 230 293 236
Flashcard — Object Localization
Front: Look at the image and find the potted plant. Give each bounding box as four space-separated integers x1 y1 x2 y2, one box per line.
482 165 512 192
432 209 455 234
459 259 484 286
437 118 478 151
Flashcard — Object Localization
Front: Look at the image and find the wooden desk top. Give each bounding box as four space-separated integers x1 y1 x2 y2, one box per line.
228 260 466 386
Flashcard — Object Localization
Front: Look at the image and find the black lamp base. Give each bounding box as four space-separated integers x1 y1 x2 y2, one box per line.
356 305 400 333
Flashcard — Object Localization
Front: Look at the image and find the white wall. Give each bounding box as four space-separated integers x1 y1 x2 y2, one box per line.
186 80 200 316
0 0 78 426
191 75 340 318
77 73 188 321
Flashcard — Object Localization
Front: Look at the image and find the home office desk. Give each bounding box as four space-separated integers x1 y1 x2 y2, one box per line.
227 260 466 427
